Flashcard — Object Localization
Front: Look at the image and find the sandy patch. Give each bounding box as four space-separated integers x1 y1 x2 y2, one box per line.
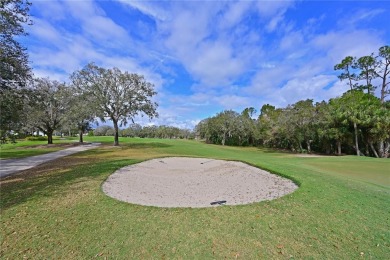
294 154 326 158
102 157 298 208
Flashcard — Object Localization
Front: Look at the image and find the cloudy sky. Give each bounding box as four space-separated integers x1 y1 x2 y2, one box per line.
24 0 389 128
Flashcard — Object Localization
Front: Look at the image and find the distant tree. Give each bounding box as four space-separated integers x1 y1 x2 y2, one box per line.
178 128 193 139
195 119 211 141
127 123 142 137
241 107 257 145
106 128 115 136
317 100 350 155
330 90 378 156
357 97 390 158
93 125 113 136
64 86 97 143
377 45 390 103
289 99 317 153
140 125 158 138
257 104 280 147
26 78 70 144
71 63 158 146
209 110 240 146
353 54 379 94
334 56 356 91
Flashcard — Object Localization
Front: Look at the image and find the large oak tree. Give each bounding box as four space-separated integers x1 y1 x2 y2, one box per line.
71 63 158 146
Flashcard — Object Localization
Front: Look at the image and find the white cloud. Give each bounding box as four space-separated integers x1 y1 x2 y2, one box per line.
218 1 253 29
311 30 384 64
26 0 389 129
117 0 168 21
28 18 65 47
256 0 295 17
35 0 66 21
266 12 285 32
338 8 385 27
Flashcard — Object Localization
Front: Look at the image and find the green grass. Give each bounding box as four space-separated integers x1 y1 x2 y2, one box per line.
0 137 79 159
1 137 389 258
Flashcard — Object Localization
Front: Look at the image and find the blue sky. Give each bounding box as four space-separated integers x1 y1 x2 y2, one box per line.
25 0 390 129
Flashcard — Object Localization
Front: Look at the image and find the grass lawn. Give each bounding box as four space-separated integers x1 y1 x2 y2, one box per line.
0 137 82 160
1 137 389 258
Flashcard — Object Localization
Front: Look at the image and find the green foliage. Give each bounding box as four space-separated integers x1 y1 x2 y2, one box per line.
0 0 32 88
353 54 378 94
93 125 114 136
0 0 32 138
334 56 356 90
25 78 71 144
70 63 158 146
196 46 389 158
25 136 48 141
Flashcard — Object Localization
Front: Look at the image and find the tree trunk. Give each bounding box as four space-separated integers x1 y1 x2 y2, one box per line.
384 140 390 158
79 130 83 143
113 120 119 146
369 141 379 158
47 131 53 144
380 63 388 104
306 140 311 154
298 142 303 153
378 141 384 158
337 140 342 156
353 122 361 156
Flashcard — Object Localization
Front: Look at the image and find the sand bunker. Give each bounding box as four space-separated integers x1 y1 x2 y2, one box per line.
102 157 298 208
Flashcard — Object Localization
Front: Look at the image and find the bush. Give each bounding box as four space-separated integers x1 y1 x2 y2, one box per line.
106 129 116 136
88 130 94 136
26 136 48 141
94 125 113 136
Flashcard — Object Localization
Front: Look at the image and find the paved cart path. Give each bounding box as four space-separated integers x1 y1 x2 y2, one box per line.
0 143 101 179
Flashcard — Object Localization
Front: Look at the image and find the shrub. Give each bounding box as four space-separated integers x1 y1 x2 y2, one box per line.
26 136 48 141
106 129 116 136
94 125 113 136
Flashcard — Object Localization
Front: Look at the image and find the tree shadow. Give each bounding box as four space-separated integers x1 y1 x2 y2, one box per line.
257 147 293 154
123 142 172 149
0 157 139 210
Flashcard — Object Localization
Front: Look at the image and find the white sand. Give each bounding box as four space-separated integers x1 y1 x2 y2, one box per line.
102 157 298 208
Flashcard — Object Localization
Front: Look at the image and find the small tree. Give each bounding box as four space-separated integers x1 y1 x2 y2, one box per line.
71 63 158 146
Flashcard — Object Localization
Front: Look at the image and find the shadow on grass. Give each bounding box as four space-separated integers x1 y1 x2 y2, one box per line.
123 142 172 149
0 158 140 210
256 147 293 154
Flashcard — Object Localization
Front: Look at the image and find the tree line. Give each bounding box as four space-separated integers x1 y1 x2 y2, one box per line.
1 64 159 146
196 46 390 158
1 1 159 146
1 1 160 146
93 124 194 139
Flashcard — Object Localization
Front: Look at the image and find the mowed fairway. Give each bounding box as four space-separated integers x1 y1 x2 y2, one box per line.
1 137 389 258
